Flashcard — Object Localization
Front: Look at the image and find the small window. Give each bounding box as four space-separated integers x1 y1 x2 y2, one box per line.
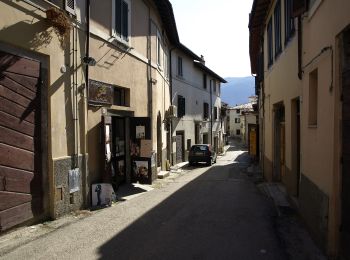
203 74 207 89
113 86 130 107
267 18 273 67
308 69 318 126
113 0 130 42
235 118 240 123
164 52 169 79
157 31 162 66
236 129 241 135
177 56 183 77
178 95 186 117
214 107 218 120
203 102 209 119
274 0 282 57
285 0 295 44
187 139 191 151
236 109 240 114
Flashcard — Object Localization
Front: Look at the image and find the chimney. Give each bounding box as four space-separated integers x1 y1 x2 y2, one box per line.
200 55 205 65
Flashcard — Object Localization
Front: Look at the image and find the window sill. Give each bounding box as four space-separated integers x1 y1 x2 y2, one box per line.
308 124 318 129
111 35 130 50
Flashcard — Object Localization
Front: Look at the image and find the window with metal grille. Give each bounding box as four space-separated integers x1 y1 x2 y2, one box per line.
65 0 76 15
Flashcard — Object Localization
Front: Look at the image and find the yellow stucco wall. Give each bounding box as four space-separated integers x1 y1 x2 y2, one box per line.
263 0 301 188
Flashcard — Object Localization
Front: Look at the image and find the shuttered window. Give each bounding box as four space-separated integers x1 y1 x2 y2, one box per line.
274 0 282 57
285 0 295 44
178 96 186 118
204 102 209 119
214 107 218 120
177 56 183 76
267 18 273 67
113 0 129 42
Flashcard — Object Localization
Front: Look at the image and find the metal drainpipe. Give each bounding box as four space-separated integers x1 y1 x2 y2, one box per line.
169 47 175 165
210 79 213 146
86 0 90 89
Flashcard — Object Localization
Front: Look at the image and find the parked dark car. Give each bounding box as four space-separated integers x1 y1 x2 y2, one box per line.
188 144 217 166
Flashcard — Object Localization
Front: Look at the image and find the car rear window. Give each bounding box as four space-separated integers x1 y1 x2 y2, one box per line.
190 145 208 152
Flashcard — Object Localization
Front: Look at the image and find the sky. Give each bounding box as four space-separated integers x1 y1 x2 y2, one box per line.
171 0 254 78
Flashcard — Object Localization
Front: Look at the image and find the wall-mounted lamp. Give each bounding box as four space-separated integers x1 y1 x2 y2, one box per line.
82 56 97 66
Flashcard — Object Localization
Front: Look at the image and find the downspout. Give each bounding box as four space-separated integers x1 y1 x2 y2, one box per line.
210 79 213 146
84 0 90 206
297 16 302 80
86 0 90 86
147 7 152 129
169 47 176 165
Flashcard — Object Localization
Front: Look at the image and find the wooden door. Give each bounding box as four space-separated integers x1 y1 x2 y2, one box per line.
0 51 42 231
341 29 350 260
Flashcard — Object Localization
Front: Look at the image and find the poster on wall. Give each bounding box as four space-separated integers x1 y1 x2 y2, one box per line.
69 168 80 193
132 160 151 184
140 139 152 157
92 183 114 207
136 125 145 139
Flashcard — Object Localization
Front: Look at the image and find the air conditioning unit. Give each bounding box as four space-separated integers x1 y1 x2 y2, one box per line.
168 105 177 118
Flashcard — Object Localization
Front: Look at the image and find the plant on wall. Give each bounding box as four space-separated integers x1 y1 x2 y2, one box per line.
45 7 72 48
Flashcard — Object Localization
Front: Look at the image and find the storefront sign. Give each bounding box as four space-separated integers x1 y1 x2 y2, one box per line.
88 79 113 105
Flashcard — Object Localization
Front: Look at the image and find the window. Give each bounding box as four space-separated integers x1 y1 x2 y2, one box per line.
274 0 282 57
203 74 207 89
178 95 186 117
113 86 130 107
214 107 218 120
177 56 183 77
285 0 295 44
203 102 209 119
267 18 273 67
236 129 241 135
235 118 240 123
187 139 191 151
308 69 318 126
164 52 169 79
112 0 130 42
236 109 240 114
157 31 162 66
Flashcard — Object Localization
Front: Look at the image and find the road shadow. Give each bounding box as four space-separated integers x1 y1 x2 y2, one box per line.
96 147 286 260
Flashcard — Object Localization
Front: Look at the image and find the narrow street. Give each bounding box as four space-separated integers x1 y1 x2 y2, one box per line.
0 141 325 260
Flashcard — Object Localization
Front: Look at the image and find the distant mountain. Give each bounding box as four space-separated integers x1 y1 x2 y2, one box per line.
221 76 255 107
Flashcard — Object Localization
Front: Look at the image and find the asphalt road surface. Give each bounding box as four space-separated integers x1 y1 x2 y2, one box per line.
1 144 288 260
